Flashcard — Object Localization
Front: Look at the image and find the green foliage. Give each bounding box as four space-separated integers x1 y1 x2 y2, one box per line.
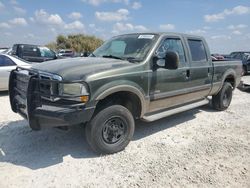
46 34 104 52
46 42 57 51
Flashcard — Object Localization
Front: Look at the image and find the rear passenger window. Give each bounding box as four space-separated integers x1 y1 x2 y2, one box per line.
188 40 207 62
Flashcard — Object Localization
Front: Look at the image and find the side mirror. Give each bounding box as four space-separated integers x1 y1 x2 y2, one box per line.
165 51 179 70
153 51 179 70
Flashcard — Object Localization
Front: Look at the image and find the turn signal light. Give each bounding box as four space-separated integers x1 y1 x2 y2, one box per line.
80 96 89 103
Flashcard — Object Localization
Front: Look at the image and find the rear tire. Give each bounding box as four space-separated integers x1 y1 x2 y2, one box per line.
212 82 233 111
243 66 247 76
85 105 135 154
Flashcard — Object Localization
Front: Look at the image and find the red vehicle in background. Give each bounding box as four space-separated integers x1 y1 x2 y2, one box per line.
211 54 225 60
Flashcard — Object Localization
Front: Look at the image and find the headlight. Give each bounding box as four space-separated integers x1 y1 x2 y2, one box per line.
59 83 89 102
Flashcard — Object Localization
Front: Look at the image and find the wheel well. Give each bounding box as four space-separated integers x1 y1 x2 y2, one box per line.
95 91 142 119
224 75 235 88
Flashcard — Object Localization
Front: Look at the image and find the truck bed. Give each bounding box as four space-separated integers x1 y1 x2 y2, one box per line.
210 60 242 95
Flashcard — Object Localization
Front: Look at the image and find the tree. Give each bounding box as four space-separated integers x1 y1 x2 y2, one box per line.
46 34 104 52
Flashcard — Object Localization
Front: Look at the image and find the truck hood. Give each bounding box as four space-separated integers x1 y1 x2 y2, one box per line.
30 57 132 80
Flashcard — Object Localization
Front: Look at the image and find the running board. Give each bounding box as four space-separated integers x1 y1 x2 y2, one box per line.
142 99 209 122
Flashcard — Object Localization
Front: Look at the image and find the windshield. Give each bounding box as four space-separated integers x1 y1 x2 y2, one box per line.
243 53 250 60
92 34 159 62
38 47 56 58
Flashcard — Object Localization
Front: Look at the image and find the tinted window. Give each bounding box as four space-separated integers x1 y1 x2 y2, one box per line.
21 45 40 57
230 52 238 58
65 50 73 53
188 40 207 62
12 45 17 55
235 53 243 60
0 56 16 66
157 38 186 67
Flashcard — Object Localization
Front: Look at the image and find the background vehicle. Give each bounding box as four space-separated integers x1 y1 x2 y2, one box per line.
229 51 250 75
211 54 225 60
0 48 9 53
81 51 91 57
11 44 57 63
1 48 13 55
9 32 242 154
242 54 250 75
57 49 75 58
0 54 31 91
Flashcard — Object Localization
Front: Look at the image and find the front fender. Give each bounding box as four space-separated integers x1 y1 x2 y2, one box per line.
92 81 148 117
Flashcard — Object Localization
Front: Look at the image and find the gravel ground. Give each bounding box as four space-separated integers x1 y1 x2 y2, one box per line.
0 76 250 188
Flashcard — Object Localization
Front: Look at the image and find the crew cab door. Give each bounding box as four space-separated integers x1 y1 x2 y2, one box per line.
186 38 213 98
149 37 192 113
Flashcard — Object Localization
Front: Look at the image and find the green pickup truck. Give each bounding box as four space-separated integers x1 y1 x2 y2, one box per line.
9 32 242 154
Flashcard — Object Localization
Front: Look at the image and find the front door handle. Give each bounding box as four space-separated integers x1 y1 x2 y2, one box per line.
182 70 190 80
186 69 190 79
208 68 211 77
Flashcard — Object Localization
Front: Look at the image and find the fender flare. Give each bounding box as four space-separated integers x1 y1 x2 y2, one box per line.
219 69 237 91
95 85 147 117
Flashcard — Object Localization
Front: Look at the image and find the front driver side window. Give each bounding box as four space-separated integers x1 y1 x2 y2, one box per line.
156 38 186 67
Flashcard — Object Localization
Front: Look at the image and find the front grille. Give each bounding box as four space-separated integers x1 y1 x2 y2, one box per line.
12 69 62 105
39 75 52 96
38 74 60 101
14 72 30 98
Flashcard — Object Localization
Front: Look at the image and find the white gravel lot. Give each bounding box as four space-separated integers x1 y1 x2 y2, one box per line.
0 76 250 188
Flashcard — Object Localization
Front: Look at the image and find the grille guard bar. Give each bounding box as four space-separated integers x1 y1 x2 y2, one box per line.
12 66 89 99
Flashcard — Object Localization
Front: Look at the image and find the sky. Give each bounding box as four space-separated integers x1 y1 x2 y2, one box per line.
0 0 250 53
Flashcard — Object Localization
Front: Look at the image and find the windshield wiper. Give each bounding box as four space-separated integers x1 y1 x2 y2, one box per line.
102 55 124 60
124 57 142 63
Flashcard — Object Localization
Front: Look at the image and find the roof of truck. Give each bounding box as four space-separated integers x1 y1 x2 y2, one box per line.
115 32 205 39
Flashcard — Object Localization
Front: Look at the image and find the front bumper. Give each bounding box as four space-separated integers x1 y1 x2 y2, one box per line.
9 68 95 130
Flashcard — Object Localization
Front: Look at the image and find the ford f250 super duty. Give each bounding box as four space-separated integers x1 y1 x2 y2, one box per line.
9 33 242 154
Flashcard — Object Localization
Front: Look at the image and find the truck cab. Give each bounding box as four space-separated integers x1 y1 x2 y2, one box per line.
12 44 57 63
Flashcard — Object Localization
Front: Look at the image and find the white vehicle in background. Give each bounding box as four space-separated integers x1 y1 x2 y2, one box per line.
2 48 13 55
57 49 75 58
0 54 31 91
0 48 9 54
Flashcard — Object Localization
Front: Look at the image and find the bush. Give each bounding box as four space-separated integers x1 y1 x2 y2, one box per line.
46 34 104 53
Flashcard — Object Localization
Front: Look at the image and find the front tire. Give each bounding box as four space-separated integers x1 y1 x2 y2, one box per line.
212 82 233 111
85 105 135 154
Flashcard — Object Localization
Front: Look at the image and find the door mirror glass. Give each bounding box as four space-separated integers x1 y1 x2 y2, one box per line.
156 58 165 67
